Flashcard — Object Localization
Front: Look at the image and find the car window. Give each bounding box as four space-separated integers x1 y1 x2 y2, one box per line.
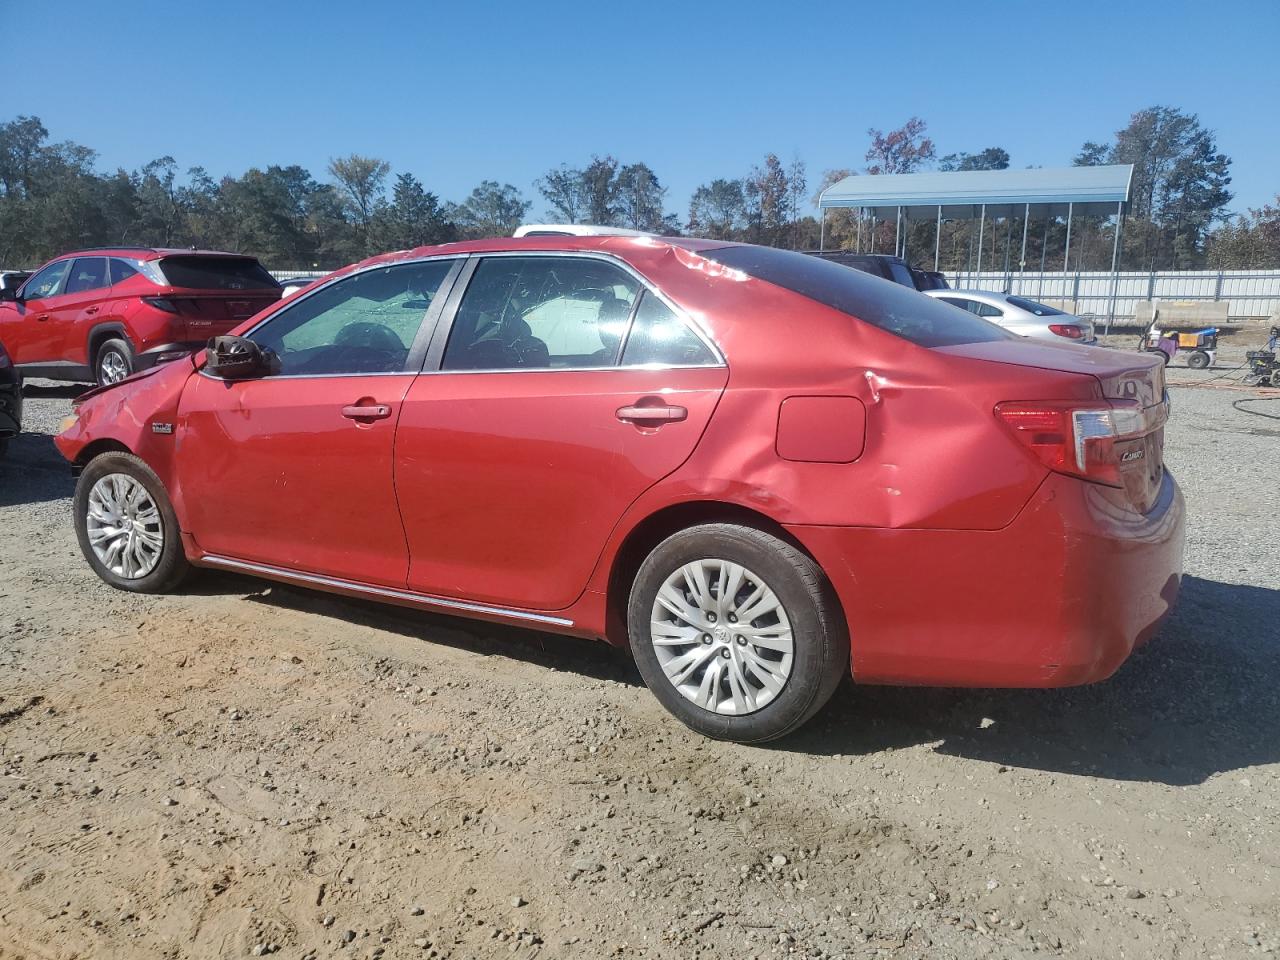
887 260 916 288
158 256 280 291
974 301 1004 318
940 297 973 311
1006 295 1066 317
20 260 71 300
621 292 717 366
442 257 640 371
109 258 141 285
252 260 454 376
701 246 1011 348
65 257 109 295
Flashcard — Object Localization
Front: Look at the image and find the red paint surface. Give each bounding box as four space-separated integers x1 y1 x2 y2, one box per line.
56 235 1185 689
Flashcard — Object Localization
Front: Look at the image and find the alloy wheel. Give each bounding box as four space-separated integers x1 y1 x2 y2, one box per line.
85 474 163 579
649 559 795 715
99 350 129 384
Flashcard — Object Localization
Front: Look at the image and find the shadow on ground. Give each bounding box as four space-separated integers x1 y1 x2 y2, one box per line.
788 575 1280 786
22 383 88 400
0 432 75 507
224 567 1278 787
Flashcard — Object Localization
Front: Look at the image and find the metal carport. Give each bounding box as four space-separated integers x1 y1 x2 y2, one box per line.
817 164 1134 279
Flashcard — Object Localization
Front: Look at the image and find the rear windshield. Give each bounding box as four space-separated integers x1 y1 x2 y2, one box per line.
701 245 1012 347
158 256 280 291
1006 295 1066 317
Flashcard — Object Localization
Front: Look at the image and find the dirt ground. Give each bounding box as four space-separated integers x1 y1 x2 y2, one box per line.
1 372 1278 960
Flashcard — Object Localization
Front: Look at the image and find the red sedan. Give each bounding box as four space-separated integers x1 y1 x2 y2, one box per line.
55 236 1184 742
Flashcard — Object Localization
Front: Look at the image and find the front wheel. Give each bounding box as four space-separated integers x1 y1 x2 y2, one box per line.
627 523 848 743
73 452 189 593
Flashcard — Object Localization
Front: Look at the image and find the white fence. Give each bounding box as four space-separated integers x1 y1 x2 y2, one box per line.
944 270 1280 323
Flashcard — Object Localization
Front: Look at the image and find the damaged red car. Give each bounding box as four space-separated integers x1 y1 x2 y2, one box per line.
55 236 1185 742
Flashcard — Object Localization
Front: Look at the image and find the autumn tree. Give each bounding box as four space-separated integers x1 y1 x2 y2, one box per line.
865 118 935 175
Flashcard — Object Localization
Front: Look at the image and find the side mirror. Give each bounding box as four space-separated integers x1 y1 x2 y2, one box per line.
204 335 280 380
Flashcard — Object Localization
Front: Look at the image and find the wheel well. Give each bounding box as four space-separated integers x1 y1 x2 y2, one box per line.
603 501 824 648
87 326 130 366
73 438 132 470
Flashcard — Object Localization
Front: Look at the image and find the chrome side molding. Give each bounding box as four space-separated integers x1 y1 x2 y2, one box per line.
198 555 575 627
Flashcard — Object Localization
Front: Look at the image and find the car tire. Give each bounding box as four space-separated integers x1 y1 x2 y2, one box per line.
1187 350 1211 370
95 338 134 386
0 437 8 460
627 523 849 743
74 452 190 594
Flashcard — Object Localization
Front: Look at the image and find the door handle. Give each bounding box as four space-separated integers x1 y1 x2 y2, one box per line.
85 306 100 315
616 403 688 424
35 314 50 322
341 403 392 421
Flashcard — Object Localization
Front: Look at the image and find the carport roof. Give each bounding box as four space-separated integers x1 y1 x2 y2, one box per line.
818 164 1133 219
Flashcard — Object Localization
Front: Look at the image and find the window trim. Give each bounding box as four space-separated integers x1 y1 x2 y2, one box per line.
419 250 725 376
220 255 467 381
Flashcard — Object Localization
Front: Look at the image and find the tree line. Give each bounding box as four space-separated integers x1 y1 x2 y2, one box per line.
1 108 1276 272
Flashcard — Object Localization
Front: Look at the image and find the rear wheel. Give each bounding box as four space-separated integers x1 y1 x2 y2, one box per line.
95 339 134 386
1187 350 1211 370
627 523 848 743
73 452 189 593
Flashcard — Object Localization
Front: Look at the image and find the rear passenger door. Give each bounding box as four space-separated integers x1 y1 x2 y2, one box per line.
56 257 110 360
395 254 728 611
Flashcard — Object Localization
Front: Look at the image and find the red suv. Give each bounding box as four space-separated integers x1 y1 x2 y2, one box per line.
54 237 1185 743
0 248 281 386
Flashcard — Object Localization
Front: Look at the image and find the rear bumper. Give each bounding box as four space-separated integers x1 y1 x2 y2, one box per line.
136 342 206 370
787 470 1186 688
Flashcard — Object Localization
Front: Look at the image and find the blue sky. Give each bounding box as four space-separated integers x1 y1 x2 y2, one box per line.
3 0 1277 219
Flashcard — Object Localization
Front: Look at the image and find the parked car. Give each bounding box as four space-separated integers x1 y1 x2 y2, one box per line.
910 267 949 291
926 290 1097 345
806 251 918 289
0 270 32 295
0 247 282 386
54 237 1184 743
279 276 322 298
0 339 21 458
513 223 653 238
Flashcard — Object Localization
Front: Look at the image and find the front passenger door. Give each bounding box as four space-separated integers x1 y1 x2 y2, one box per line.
176 258 462 586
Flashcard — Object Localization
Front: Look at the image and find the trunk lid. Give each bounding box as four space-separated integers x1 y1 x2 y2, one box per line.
939 340 1168 513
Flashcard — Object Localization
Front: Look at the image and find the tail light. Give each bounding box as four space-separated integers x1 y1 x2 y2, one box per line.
142 296 179 313
1048 323 1085 340
994 399 1165 487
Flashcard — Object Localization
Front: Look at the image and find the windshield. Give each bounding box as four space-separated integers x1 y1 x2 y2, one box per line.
700 245 1013 348
1006 295 1066 317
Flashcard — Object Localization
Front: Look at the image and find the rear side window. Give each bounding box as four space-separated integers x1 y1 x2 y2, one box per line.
1007 296 1066 317
65 257 109 294
621 292 717 366
109 258 141 285
702 246 1012 348
158 256 280 291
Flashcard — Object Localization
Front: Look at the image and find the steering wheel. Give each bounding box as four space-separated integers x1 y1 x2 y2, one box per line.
334 322 405 353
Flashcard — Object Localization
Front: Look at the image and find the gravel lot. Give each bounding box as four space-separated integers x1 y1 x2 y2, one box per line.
1 367 1278 960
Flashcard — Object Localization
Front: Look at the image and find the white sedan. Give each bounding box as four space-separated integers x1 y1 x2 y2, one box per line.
925 289 1097 345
